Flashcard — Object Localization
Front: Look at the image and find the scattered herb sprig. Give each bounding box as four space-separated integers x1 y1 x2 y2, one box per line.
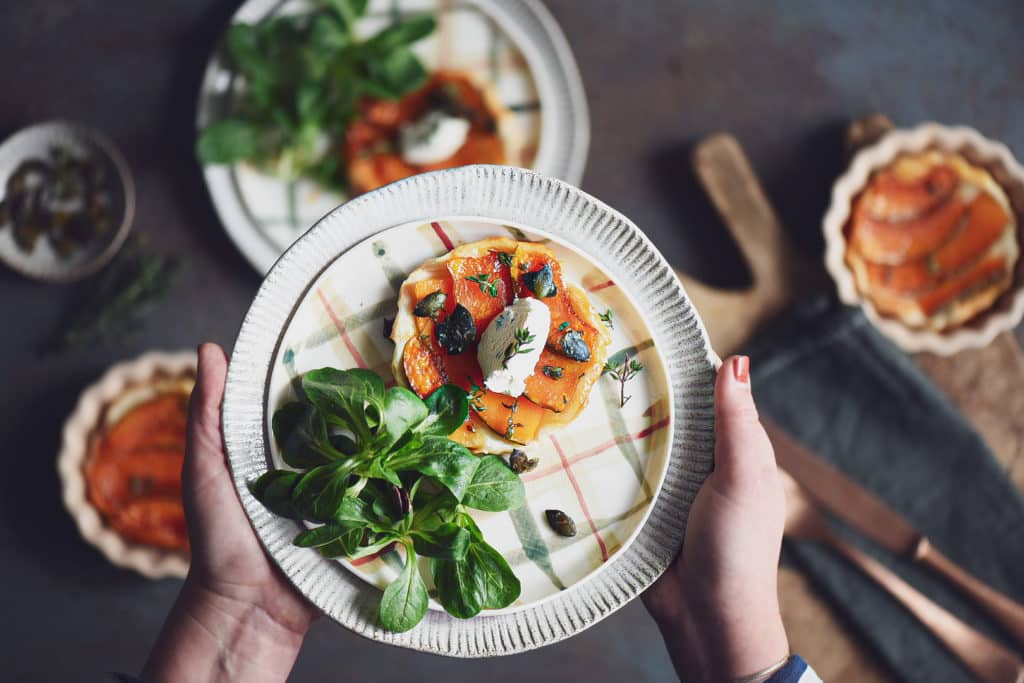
251 368 525 632
196 1 436 190
502 326 536 368
466 272 500 298
45 237 180 351
502 397 524 440
467 378 487 413
603 354 645 407
598 309 614 329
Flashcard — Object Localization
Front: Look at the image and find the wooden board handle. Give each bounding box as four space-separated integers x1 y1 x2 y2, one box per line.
692 133 801 312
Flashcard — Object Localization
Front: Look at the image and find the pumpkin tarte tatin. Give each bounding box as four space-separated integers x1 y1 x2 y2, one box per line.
85 384 192 552
845 151 1019 331
346 71 509 196
391 237 611 452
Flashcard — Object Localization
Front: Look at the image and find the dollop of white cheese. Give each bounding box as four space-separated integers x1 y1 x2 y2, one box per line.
478 298 551 397
400 111 470 165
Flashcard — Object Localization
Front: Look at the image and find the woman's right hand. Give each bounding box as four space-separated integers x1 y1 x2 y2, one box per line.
642 356 789 682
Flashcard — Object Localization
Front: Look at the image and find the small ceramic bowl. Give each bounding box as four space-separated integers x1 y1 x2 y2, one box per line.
824 123 1024 355
58 351 196 579
0 121 135 282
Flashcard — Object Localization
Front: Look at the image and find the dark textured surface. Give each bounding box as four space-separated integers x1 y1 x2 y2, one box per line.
748 297 1024 683
0 1 1021 680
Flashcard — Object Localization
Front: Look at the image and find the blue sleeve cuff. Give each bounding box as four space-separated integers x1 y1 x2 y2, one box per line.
765 655 823 683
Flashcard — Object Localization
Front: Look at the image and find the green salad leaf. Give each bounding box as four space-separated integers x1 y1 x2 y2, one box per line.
250 367 528 632
196 2 437 190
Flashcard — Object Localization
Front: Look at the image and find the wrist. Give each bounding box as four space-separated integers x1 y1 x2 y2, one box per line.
142 574 310 683
655 593 789 683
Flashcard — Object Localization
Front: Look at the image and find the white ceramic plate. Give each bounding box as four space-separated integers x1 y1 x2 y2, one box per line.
196 0 589 274
223 165 716 656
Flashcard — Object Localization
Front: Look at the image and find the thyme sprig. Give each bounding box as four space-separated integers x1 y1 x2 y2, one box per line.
468 377 487 413
466 273 499 297
502 398 524 440
501 326 536 368
45 237 180 351
603 354 645 407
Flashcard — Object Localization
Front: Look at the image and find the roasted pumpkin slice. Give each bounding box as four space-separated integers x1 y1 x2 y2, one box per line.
447 413 489 451
916 256 1009 317
101 394 187 456
860 192 1010 295
849 194 967 264
402 335 445 398
473 393 545 444
524 349 599 413
511 242 603 356
113 498 189 551
861 164 958 220
447 251 513 330
402 278 455 397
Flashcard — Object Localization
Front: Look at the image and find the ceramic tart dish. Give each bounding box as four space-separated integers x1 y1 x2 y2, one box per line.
824 123 1024 355
58 351 196 579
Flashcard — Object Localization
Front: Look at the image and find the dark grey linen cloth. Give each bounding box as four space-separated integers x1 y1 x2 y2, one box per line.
746 296 1024 683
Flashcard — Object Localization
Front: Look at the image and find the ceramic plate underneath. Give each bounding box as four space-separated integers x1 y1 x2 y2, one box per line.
197 0 589 274
267 218 673 613
223 165 716 657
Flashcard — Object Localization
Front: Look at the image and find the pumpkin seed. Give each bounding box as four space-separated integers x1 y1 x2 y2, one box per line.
414 290 447 320
435 304 476 355
545 509 576 537
559 329 591 362
508 449 538 474
542 365 563 379
522 264 557 298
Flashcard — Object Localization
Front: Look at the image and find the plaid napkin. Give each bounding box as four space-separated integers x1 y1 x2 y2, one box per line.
746 295 1024 683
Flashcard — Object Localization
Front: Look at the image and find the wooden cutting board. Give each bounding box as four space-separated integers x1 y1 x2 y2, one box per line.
672 117 1024 682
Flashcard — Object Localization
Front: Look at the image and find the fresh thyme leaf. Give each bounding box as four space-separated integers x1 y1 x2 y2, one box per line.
501 326 536 368
465 272 499 297
598 309 614 329
502 398 524 440
493 251 514 267
468 378 487 413
558 321 570 331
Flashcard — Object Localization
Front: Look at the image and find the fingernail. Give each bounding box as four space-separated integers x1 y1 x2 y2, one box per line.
732 355 750 384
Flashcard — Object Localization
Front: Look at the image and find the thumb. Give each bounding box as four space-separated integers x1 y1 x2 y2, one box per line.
712 356 776 491
183 343 229 499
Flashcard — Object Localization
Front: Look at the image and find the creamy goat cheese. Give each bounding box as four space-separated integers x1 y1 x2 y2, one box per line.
400 111 470 165
478 298 550 397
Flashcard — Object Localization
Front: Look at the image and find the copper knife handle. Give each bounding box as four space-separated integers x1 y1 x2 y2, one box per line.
826 535 1024 683
914 537 1024 650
